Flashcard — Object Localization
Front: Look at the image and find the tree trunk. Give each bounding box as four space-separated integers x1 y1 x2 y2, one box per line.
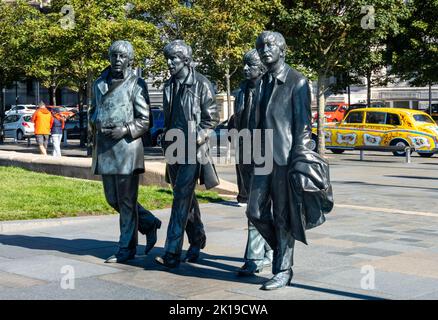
86 71 94 156
0 80 4 144
86 71 93 107
317 74 326 156
366 70 371 108
49 85 57 106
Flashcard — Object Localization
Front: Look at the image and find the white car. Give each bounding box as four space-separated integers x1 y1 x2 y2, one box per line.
6 104 37 115
3 113 35 140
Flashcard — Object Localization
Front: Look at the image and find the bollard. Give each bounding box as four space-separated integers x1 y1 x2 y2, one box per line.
405 147 411 163
360 150 365 161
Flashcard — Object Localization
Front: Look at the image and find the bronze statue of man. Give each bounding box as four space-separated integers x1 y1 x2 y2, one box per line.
233 49 273 276
155 40 219 268
89 40 161 263
246 31 313 290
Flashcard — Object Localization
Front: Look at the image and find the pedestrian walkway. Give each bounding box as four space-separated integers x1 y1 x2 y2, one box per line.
1 201 438 300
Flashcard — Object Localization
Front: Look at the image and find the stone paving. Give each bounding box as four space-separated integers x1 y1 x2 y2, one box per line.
0 147 438 299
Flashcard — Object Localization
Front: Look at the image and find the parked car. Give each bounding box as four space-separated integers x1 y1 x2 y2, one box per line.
65 111 88 139
313 103 349 123
2 113 34 140
5 104 37 116
311 107 438 157
150 108 165 146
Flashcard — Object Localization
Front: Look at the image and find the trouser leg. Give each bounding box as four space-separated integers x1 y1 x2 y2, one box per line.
102 174 139 251
271 164 295 274
236 164 248 203
43 134 49 151
185 197 206 248
52 134 62 157
164 163 200 256
244 220 268 261
246 172 276 250
137 203 159 235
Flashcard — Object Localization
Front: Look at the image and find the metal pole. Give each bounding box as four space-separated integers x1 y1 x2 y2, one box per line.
429 83 432 115
405 147 411 164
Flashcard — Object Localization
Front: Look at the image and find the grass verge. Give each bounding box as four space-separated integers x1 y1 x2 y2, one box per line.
0 166 223 221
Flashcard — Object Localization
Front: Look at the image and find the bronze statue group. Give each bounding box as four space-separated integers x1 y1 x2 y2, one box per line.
88 31 333 291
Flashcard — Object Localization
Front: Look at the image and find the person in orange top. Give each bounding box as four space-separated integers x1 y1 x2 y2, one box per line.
31 102 53 155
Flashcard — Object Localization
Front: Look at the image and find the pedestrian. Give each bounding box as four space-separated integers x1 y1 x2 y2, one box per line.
31 102 53 155
50 109 65 157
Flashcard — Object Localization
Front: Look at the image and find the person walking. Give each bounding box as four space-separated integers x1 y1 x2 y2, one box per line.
31 102 53 155
50 109 65 157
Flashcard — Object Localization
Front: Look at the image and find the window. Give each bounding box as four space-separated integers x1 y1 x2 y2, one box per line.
344 111 364 124
413 114 435 124
386 113 400 126
4 115 19 123
366 112 386 124
325 105 338 112
23 116 32 122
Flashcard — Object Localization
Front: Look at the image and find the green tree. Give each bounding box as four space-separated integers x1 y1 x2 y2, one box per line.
389 0 438 112
134 0 277 117
276 0 407 155
0 1 41 136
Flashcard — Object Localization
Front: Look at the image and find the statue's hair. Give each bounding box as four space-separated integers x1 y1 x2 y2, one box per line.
243 49 267 73
108 40 135 64
163 40 193 65
256 31 287 54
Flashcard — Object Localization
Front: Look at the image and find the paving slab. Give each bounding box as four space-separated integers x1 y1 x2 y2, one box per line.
0 254 121 282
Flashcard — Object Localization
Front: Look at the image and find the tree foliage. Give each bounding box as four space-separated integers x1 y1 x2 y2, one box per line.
389 0 438 86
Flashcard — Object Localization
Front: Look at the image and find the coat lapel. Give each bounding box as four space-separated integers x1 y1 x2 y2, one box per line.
163 80 172 128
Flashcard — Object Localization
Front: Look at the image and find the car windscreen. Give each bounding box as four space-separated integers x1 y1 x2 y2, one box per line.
413 114 435 124
325 105 338 112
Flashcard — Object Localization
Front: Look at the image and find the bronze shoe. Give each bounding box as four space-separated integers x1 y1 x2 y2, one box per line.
260 269 293 290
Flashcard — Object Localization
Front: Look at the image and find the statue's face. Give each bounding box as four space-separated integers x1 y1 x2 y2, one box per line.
243 61 262 80
110 49 130 73
256 37 282 66
166 52 187 76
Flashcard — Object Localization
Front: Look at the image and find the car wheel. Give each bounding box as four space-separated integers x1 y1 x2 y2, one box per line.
156 132 164 147
16 130 24 140
391 139 410 156
308 135 318 152
418 152 434 158
331 149 345 154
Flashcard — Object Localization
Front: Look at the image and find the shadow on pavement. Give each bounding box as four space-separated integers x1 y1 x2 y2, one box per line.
333 180 438 191
291 283 386 300
0 234 266 286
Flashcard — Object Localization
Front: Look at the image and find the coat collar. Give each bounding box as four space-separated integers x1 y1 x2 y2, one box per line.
96 66 136 96
269 62 289 84
168 67 195 87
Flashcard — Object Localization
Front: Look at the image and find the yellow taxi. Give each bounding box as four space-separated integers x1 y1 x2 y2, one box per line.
311 108 438 157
